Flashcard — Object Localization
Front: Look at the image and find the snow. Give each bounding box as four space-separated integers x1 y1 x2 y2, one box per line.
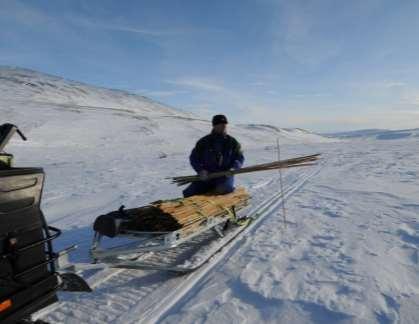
1 67 418 323
159 139 419 324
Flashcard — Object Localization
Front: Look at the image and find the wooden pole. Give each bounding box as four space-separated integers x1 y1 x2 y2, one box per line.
276 139 287 228
170 153 321 186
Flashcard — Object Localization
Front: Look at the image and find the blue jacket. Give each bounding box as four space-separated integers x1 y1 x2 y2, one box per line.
190 132 244 173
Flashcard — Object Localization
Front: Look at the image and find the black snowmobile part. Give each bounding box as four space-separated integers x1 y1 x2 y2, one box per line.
0 123 92 323
0 123 27 152
0 123 27 170
0 169 60 323
58 273 92 292
0 153 13 169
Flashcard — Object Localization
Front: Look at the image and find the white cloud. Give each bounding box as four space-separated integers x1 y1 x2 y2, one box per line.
398 87 419 106
75 19 188 37
250 81 268 87
135 89 189 98
166 76 280 124
166 78 227 93
271 1 343 68
351 80 407 90
292 93 332 98
182 103 215 119
0 0 51 26
97 25 174 36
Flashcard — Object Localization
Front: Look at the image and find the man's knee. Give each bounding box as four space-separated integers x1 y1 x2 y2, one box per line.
214 177 235 194
183 181 208 197
182 186 194 198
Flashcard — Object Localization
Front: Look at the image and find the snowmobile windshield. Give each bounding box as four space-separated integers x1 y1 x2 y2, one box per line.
0 123 27 152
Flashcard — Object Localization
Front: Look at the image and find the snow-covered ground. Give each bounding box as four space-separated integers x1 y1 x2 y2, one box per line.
1 67 418 323
160 139 419 324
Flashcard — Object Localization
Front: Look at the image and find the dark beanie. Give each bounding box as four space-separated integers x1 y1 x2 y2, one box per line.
212 114 228 126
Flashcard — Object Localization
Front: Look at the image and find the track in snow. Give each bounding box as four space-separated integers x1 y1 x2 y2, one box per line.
39 163 324 324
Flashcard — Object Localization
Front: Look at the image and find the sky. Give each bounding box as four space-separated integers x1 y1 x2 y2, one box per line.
1 0 419 132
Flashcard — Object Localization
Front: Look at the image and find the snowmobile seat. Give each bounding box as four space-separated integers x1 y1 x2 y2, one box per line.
0 168 60 324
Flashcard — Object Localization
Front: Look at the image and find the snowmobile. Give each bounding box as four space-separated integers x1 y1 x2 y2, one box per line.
0 124 91 324
90 188 253 272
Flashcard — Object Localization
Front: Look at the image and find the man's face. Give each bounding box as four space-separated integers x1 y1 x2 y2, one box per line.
213 123 227 134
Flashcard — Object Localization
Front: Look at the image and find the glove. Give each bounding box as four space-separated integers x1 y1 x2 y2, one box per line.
199 170 209 181
232 160 242 170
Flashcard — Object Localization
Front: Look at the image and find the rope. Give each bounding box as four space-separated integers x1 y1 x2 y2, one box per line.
206 199 237 221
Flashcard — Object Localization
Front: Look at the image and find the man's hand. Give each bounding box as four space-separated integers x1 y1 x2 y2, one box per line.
232 160 243 170
199 170 209 181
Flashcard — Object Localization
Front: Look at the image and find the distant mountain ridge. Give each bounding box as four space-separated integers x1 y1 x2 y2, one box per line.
0 66 186 116
325 128 419 140
0 66 332 150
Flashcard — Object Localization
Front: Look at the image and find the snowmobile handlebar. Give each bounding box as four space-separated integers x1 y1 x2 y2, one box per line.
15 127 27 141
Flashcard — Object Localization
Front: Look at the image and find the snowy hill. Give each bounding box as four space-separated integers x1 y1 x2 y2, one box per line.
0 66 332 158
0 66 181 116
325 128 419 140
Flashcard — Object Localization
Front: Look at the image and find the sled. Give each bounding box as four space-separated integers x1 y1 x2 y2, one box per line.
90 188 251 272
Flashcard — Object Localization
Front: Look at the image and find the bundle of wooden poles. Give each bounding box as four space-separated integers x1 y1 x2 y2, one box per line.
121 187 250 232
170 153 321 186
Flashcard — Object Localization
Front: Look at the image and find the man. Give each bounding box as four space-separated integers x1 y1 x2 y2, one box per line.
183 114 244 197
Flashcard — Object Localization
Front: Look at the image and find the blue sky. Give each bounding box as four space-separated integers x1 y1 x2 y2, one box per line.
1 0 419 132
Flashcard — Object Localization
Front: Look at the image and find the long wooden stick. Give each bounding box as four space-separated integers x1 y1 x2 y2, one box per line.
170 153 321 186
